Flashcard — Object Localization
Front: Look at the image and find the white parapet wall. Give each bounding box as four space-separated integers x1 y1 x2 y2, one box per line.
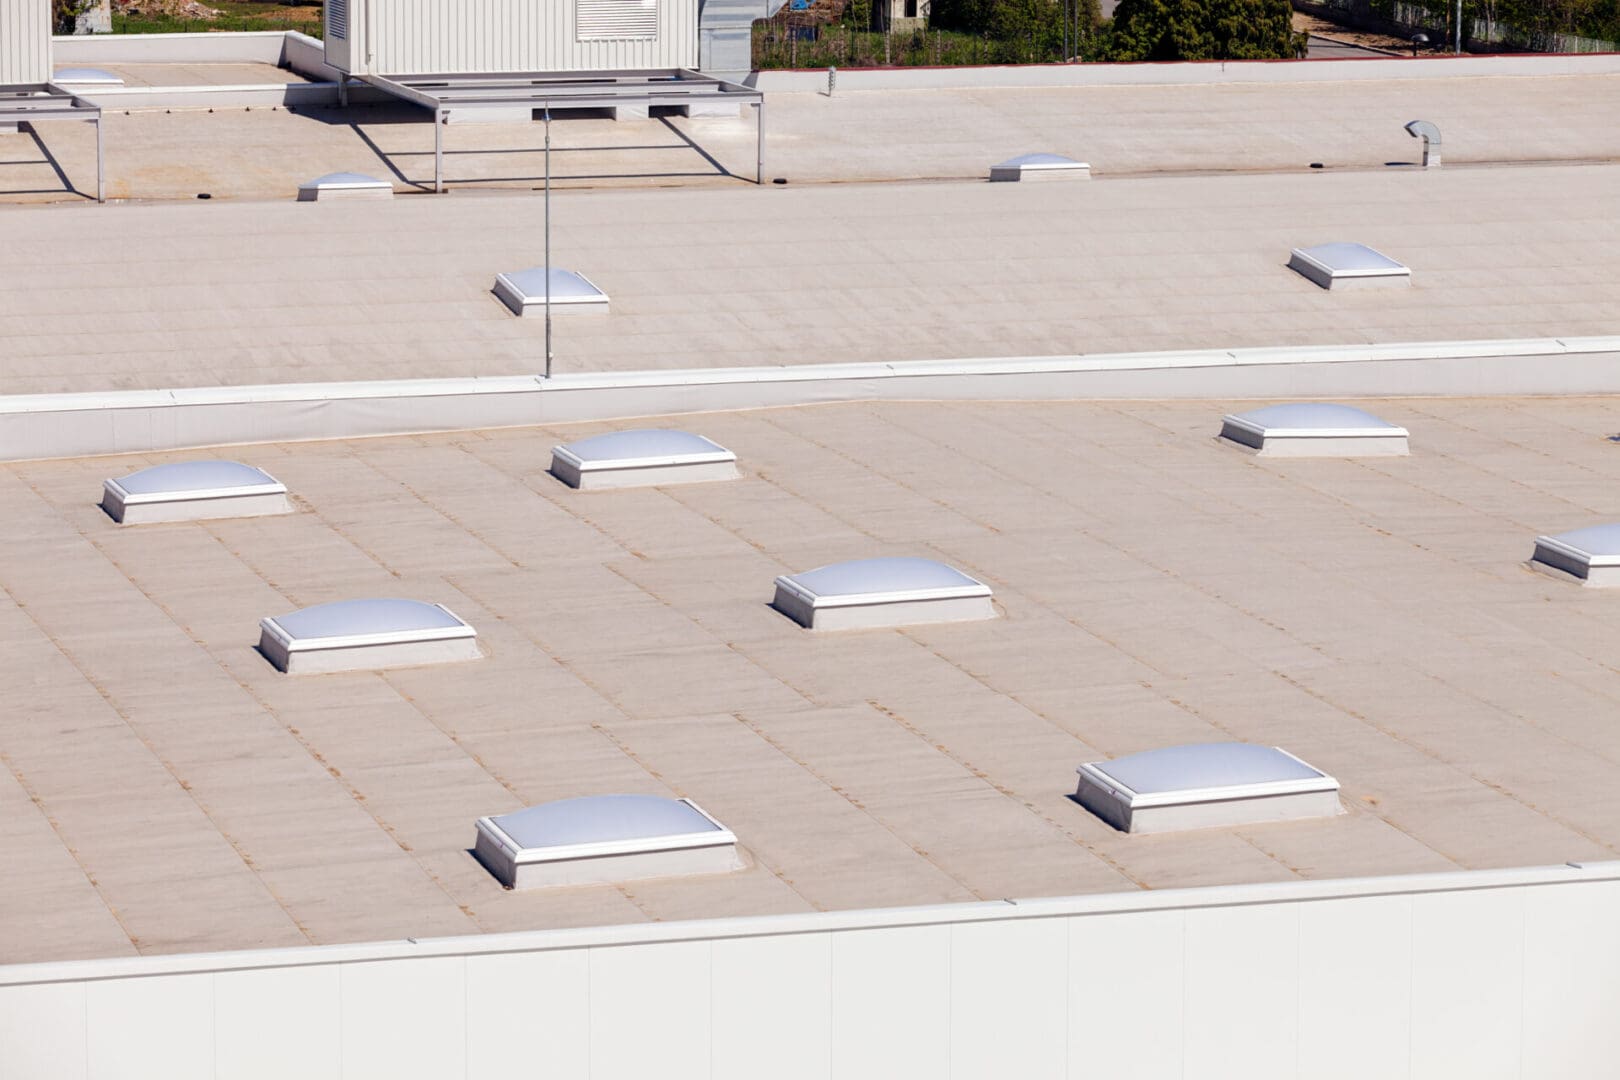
0 860 1617 1079
2 337 1620 463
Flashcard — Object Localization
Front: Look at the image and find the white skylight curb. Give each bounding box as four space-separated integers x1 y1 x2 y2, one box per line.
1288 242 1411 290
772 557 995 630
102 460 291 524
1075 743 1341 833
551 429 738 489
474 795 741 888
259 599 480 674
297 172 393 201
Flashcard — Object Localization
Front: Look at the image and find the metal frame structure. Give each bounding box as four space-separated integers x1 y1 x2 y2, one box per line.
0 82 104 203
361 68 765 192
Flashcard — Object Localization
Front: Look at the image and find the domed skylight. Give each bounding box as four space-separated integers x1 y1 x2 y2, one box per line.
990 152 1090 182
102 460 290 524
296 172 393 201
772 556 995 630
551 429 738 490
1288 242 1410 290
258 598 480 674
1532 524 1620 587
494 267 608 317
1220 402 1409 457
474 794 740 889
1075 742 1340 834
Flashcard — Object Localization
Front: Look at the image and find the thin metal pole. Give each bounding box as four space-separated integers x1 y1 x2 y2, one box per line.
434 108 444 193
755 100 764 185
544 104 552 381
95 117 104 203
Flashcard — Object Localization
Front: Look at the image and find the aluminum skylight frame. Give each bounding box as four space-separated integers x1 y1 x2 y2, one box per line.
101 460 291 524
259 599 481 674
551 429 739 490
989 153 1090 182
473 795 741 889
1532 525 1620 587
1075 744 1341 834
1288 242 1411 290
1219 403 1410 458
772 557 996 631
493 267 609 317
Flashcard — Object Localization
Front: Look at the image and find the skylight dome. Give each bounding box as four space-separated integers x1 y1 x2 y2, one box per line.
493 267 608 317
296 172 393 201
102 460 291 524
1532 524 1620 587
1220 402 1409 457
474 794 741 888
1288 242 1410 290
551 429 738 490
772 556 995 630
1075 743 1341 833
53 68 124 86
989 153 1090 182
258 598 480 674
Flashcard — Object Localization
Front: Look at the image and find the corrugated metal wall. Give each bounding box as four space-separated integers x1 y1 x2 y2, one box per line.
348 0 698 75
0 0 51 85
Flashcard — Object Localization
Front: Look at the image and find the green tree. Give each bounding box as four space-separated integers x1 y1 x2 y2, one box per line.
1104 0 1305 59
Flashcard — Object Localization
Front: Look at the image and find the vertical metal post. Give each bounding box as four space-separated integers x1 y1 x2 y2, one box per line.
94 117 104 203
755 99 764 185
434 108 444 193
544 104 552 381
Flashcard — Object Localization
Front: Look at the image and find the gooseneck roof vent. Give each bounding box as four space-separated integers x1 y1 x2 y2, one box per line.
493 267 608 317
551 429 739 490
259 599 480 674
102 460 291 524
989 153 1090 182
1075 743 1341 834
1219 403 1409 457
772 556 995 630
1532 524 1620 587
1405 120 1441 168
474 794 741 888
1288 242 1411 290
297 172 393 201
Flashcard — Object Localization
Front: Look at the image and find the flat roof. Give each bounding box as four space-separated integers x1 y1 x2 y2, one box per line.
4 396 1619 963
0 161 1617 394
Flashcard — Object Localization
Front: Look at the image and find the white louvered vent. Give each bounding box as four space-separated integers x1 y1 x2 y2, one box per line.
327 0 348 40
577 0 658 40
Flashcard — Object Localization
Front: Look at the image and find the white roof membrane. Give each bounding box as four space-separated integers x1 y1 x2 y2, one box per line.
1288 242 1411 289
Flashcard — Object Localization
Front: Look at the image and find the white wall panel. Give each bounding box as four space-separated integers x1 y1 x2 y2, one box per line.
711 933 830 1080
1296 895 1412 1080
1067 908 1184 1080
357 0 698 75
215 966 340 1080
1182 904 1299 1080
830 924 950 1080
339 957 466 1080
0 981 87 1080
0 0 50 85
1522 880 1620 1079
590 940 711 1080
86 974 213 1080
951 917 1068 1080
466 949 590 1080
1409 888 1524 1079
